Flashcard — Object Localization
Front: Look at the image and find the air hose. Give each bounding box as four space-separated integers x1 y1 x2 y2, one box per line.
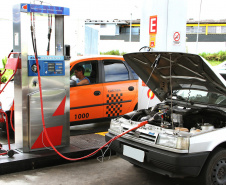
31 12 149 161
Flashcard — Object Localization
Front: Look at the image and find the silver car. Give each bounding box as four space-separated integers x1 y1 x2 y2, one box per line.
105 52 226 185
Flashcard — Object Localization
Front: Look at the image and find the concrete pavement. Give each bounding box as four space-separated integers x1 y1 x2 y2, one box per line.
0 155 199 185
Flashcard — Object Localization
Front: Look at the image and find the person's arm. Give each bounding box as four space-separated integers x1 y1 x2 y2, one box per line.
77 78 89 85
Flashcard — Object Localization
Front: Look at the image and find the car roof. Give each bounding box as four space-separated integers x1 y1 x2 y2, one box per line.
70 55 124 64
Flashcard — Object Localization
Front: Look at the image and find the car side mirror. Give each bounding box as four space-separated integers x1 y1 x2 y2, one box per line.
70 80 77 87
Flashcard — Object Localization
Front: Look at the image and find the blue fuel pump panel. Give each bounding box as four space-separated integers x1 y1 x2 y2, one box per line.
28 55 65 76
20 4 70 16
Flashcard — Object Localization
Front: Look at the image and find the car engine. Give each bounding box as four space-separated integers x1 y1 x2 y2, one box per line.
122 102 226 133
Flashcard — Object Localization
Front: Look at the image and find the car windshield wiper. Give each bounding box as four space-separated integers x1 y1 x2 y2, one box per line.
170 94 195 105
171 94 187 101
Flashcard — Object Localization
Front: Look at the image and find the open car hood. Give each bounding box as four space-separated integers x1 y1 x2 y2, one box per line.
124 52 226 101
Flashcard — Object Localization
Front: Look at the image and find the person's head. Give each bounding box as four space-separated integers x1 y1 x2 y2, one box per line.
74 65 85 79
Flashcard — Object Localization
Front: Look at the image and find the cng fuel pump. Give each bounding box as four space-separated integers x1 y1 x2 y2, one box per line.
12 3 70 152
9 3 151 162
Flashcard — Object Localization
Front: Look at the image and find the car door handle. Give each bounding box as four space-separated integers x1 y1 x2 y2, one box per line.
94 91 101 96
128 86 134 91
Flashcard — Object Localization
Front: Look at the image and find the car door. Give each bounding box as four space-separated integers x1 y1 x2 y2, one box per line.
102 59 138 118
70 59 104 125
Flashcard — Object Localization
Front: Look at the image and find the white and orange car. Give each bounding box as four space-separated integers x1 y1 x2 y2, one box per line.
70 56 138 125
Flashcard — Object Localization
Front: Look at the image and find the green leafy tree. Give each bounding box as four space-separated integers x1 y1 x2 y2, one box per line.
199 51 226 62
2 56 7 68
1 76 7 83
1 56 13 83
100 50 126 56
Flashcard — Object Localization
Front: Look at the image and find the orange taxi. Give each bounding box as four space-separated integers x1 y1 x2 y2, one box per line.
70 56 138 125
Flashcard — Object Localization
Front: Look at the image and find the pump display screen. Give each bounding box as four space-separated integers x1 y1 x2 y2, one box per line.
28 55 65 76
48 63 55 72
46 62 64 74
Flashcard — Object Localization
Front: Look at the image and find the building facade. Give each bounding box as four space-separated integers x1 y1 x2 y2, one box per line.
85 19 226 54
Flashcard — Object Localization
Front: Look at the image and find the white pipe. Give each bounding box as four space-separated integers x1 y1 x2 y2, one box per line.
196 0 202 54
129 13 132 42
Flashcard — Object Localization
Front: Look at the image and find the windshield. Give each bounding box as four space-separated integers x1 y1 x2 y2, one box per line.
173 90 226 107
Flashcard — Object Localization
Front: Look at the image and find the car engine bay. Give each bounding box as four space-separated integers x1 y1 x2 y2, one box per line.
122 101 226 134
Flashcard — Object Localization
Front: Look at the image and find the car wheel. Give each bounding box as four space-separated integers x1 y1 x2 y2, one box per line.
199 147 226 185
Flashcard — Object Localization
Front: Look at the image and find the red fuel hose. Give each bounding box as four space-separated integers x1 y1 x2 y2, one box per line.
10 100 15 132
31 11 149 161
0 52 19 157
3 112 10 150
0 111 11 156
0 148 7 155
35 53 148 160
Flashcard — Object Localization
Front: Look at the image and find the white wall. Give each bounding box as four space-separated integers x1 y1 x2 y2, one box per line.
99 40 141 53
100 24 116 36
186 42 226 54
0 19 13 66
99 40 226 55
70 18 85 57
87 24 117 36
140 0 187 52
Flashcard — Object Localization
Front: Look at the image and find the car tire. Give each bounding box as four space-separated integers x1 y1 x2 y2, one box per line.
198 147 226 185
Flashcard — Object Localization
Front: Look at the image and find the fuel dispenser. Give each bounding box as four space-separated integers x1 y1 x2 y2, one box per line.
12 3 70 152
9 3 149 162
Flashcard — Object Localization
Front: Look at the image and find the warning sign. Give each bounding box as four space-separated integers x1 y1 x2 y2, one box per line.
149 15 157 34
173 31 181 45
149 15 157 48
147 89 155 100
173 32 180 41
149 34 156 48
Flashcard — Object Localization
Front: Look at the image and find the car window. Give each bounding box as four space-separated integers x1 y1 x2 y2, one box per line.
174 89 226 106
128 65 139 80
70 60 98 84
103 60 129 82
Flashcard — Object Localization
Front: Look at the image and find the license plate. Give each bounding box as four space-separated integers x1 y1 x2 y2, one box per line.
123 145 145 162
